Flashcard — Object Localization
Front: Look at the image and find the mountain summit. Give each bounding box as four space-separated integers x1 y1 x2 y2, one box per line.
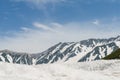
0 36 120 65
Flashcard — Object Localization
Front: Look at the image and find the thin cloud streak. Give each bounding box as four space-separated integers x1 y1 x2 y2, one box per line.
33 22 56 32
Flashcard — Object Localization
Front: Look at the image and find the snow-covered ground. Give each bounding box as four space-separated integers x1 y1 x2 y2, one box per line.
0 60 120 80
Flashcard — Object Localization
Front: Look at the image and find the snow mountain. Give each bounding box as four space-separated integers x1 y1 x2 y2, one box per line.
0 36 120 65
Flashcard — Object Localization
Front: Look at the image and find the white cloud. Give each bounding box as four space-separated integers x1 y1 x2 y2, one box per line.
33 22 56 32
51 22 63 28
92 20 100 25
21 27 32 32
0 21 120 53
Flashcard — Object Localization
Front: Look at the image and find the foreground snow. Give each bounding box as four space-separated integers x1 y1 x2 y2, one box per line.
0 60 120 80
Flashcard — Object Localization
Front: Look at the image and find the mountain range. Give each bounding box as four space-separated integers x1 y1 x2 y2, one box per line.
0 36 120 65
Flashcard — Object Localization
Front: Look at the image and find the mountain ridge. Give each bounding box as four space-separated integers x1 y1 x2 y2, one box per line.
0 35 120 65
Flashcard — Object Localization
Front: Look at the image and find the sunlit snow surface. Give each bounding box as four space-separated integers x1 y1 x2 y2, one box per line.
0 60 120 80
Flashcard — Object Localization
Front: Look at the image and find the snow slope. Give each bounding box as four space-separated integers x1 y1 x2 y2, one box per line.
0 60 120 80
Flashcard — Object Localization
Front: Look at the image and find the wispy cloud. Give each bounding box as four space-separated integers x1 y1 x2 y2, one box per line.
51 22 63 28
0 21 120 53
33 22 56 32
12 0 67 9
21 27 32 32
92 19 100 25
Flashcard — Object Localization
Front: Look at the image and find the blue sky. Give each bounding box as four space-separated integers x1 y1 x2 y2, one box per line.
0 0 120 52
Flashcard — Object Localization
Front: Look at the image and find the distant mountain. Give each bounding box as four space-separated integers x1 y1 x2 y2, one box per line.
0 36 120 65
103 49 120 59
0 50 35 65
